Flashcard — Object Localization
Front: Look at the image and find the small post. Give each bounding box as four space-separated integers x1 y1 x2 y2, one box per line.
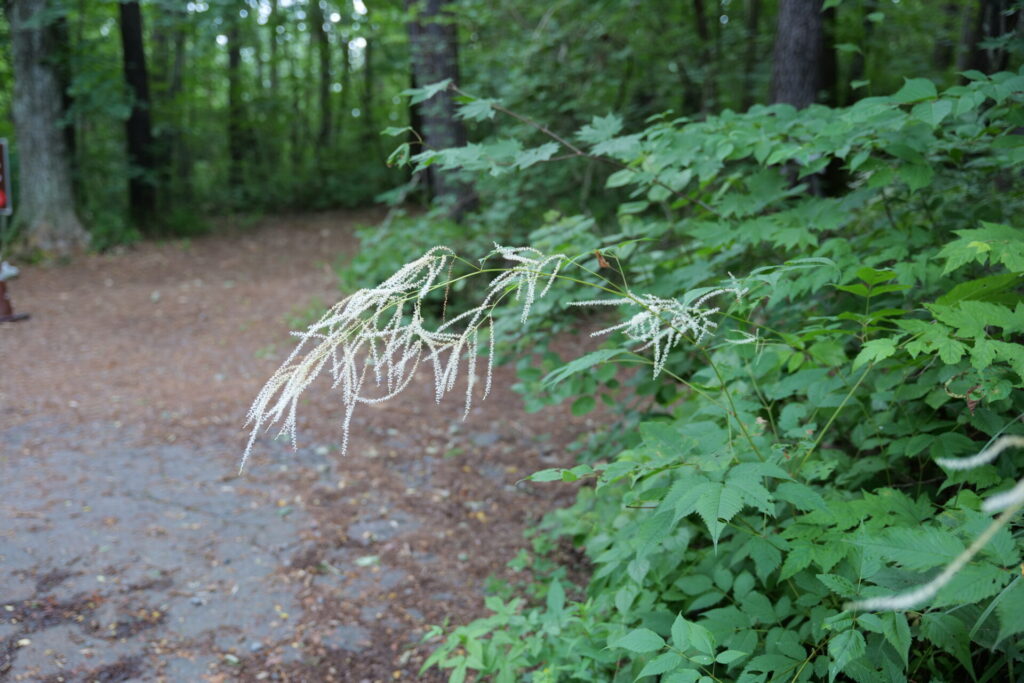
0 142 27 323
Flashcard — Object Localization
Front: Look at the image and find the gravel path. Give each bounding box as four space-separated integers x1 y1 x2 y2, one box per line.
0 212 583 682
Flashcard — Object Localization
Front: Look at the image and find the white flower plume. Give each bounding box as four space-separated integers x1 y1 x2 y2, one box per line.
571 284 747 377
241 244 567 471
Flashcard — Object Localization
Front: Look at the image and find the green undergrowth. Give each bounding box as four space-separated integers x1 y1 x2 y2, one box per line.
361 70 1024 681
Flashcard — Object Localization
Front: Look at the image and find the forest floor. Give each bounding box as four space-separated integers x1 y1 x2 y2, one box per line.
0 211 587 683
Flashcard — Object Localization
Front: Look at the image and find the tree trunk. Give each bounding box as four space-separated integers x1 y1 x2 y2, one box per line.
405 0 476 219
227 6 244 192
771 0 824 108
961 0 1021 75
6 0 88 253
309 0 332 150
740 0 762 110
119 0 157 230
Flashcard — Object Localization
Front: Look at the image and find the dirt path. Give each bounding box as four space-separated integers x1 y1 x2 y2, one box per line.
0 212 583 682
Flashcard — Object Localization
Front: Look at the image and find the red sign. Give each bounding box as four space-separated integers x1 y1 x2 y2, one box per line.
0 139 10 216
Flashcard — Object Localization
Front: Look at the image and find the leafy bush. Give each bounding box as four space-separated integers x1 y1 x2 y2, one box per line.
250 69 1024 681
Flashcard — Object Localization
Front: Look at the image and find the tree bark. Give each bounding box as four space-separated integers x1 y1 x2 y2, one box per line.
309 0 332 150
960 0 1021 75
740 0 762 110
227 5 245 191
119 0 157 229
771 0 824 108
405 0 476 219
6 0 88 253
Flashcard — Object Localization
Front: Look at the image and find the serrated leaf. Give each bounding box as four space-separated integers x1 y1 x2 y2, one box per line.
920 613 974 675
780 544 814 580
828 630 866 682
881 613 911 667
995 577 1024 644
694 482 744 548
850 527 963 571
613 627 665 654
403 78 452 104
456 97 499 121
745 536 783 581
775 481 827 511
578 113 624 144
637 652 683 679
853 338 897 370
515 142 560 170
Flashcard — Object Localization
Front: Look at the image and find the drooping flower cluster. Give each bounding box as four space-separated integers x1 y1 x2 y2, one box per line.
242 244 568 471
571 284 747 377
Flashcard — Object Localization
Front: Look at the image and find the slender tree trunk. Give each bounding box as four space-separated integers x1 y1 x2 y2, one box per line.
771 0 824 108
309 0 332 150
269 0 280 96
227 6 244 192
405 0 476 219
119 0 157 229
740 0 761 110
692 0 714 112
961 0 1021 75
847 0 875 102
6 0 88 253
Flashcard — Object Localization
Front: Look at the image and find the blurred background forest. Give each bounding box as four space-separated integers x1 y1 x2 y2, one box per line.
1 0 1021 252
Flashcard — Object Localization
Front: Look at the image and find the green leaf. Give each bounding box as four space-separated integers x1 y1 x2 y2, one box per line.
920 613 974 675
542 349 623 388
995 577 1024 644
456 97 499 121
614 627 666 654
637 652 683 678
715 649 748 664
515 142 561 170
578 113 624 144
694 482 745 548
571 395 596 416
891 78 937 104
850 527 964 571
911 99 953 127
546 579 565 614
403 78 453 104
853 338 897 370
881 613 911 667
827 630 866 682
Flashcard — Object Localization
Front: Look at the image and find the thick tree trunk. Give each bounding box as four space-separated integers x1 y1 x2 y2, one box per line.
6 0 88 253
119 1 157 230
771 0 824 108
406 0 476 219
